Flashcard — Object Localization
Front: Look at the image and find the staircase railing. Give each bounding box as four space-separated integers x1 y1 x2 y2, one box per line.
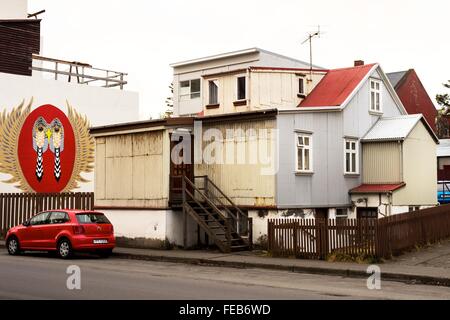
193 175 249 238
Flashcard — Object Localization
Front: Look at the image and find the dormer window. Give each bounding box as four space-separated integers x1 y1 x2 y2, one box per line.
179 79 200 101
369 79 382 112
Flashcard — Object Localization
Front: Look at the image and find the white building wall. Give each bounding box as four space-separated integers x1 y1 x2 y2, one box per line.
102 209 199 248
0 0 28 19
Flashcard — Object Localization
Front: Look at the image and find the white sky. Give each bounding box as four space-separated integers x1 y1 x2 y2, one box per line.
29 0 450 119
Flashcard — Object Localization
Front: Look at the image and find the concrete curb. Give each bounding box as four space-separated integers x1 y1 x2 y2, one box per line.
1 240 449 287
113 251 450 288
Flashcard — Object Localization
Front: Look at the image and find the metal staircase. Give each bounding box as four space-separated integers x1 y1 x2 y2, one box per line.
172 175 252 253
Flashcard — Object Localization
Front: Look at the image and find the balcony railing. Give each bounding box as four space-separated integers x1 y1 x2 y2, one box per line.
31 54 127 89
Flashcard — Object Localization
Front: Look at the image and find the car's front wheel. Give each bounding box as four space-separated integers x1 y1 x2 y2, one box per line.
7 236 21 256
57 239 73 259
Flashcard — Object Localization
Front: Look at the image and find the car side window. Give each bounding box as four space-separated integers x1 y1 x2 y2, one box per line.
29 212 50 226
48 211 70 224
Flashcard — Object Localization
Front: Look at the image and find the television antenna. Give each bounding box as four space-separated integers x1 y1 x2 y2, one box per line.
301 25 322 81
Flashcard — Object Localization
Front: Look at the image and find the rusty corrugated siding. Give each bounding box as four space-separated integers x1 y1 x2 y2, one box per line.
0 20 41 76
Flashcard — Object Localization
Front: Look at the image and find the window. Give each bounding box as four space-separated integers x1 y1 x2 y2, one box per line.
236 76 246 100
76 213 111 224
295 133 312 172
208 80 219 105
29 212 50 225
370 79 381 112
179 79 200 101
48 211 70 224
298 78 305 95
344 139 359 174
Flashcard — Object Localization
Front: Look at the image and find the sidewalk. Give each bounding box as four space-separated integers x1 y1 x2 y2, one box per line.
2 240 450 287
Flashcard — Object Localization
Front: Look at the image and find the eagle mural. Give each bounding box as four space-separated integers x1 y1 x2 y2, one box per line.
0 98 94 193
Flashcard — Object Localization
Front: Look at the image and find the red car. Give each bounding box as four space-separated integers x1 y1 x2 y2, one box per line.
5 210 115 259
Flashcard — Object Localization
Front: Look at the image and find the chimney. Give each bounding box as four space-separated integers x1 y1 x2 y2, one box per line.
354 60 364 67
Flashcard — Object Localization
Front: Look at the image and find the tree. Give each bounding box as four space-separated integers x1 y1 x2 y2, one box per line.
160 83 174 119
436 80 450 138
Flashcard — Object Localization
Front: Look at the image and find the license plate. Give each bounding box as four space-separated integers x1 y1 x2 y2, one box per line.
93 239 108 244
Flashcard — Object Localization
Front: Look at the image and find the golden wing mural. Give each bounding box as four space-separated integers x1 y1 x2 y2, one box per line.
0 99 34 192
0 99 94 193
64 101 95 191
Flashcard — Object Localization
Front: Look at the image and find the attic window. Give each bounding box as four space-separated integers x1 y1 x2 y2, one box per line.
369 79 382 112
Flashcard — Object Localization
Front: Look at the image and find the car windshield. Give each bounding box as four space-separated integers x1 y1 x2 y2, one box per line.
76 213 110 224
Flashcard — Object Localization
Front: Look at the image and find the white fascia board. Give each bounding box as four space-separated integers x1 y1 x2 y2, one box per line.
279 106 342 113
340 64 379 109
170 48 259 68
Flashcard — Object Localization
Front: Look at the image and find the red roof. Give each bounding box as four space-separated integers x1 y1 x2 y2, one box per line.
299 63 377 108
349 183 406 194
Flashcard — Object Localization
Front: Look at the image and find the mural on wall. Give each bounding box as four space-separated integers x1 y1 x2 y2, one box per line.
0 98 94 193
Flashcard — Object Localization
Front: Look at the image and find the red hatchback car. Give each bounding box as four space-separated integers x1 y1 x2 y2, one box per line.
5 210 115 259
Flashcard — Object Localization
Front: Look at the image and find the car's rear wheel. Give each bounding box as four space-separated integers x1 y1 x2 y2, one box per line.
97 249 113 258
7 236 21 256
57 239 73 259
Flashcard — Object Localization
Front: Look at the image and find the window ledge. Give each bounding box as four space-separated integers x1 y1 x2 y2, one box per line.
369 110 383 116
295 171 314 176
233 99 247 107
205 103 220 109
344 173 360 177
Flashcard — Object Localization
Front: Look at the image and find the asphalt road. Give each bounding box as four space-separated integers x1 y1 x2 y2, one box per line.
0 248 449 300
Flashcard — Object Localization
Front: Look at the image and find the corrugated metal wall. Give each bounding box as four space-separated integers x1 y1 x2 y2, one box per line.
195 119 276 207
95 130 168 208
362 141 402 184
0 20 41 76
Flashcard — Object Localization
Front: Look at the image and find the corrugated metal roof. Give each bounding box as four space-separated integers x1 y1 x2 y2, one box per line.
361 114 423 142
299 63 376 108
437 139 450 157
386 70 407 88
349 183 406 194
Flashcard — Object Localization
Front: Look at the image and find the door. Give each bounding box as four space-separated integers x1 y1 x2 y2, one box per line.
41 211 70 248
21 212 50 248
169 132 194 204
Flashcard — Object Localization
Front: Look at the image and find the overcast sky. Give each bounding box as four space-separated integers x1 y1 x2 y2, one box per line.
29 0 450 119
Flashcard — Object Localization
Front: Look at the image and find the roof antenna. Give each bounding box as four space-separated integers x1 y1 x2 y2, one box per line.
301 25 321 82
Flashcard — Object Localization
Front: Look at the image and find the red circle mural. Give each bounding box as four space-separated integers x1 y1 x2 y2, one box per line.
17 105 76 193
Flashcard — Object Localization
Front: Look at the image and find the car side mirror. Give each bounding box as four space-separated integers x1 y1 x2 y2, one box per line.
23 220 30 227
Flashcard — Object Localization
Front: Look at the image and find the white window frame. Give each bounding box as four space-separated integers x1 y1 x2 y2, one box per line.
369 79 382 112
235 75 247 101
208 79 219 105
295 132 313 173
179 79 201 101
344 138 359 174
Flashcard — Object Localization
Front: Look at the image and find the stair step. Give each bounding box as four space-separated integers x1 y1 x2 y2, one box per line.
231 245 249 251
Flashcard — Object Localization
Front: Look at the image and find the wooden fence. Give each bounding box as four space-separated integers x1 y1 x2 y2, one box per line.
268 205 450 260
0 192 94 238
